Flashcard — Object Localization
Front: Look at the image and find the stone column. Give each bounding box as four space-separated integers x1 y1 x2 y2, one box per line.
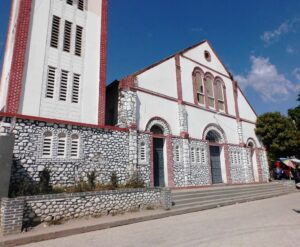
117 90 137 128
182 138 190 186
223 144 232 184
128 128 138 176
178 103 188 135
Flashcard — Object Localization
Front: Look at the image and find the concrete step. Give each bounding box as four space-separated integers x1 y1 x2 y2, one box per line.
172 183 284 197
173 188 290 206
172 190 291 210
172 186 289 202
171 191 291 213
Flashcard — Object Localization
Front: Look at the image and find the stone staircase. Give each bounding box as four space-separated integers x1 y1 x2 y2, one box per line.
171 182 296 213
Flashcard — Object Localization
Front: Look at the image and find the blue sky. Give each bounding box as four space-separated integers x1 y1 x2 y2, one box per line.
1 0 300 115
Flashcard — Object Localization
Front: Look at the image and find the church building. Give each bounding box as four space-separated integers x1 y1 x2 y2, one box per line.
0 0 269 189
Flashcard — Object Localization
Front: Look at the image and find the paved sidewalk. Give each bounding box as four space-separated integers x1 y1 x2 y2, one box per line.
22 193 300 247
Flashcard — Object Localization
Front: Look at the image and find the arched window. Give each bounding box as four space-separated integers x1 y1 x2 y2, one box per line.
140 141 146 162
215 79 225 111
205 130 222 143
175 145 180 162
195 72 205 105
57 133 67 157
191 147 195 163
205 75 215 108
150 125 164 135
42 131 53 157
70 134 79 158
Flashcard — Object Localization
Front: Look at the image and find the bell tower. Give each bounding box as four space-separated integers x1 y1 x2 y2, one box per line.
0 0 108 125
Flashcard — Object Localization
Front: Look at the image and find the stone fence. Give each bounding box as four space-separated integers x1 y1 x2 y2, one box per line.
0 188 172 236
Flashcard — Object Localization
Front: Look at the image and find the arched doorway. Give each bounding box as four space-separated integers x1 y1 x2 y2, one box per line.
247 138 259 182
146 117 172 187
206 130 223 184
150 125 165 187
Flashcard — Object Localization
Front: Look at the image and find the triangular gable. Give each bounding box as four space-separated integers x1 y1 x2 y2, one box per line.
181 41 231 77
237 86 257 122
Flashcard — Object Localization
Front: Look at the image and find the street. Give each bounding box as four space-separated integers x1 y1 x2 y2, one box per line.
23 193 300 247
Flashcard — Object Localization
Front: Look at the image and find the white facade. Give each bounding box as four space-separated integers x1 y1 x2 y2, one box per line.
116 40 269 187
0 0 106 125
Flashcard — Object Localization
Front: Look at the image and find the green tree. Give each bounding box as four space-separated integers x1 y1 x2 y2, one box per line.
255 112 300 163
288 93 300 130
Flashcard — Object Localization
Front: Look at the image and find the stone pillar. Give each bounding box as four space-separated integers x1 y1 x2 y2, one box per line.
255 149 263 182
160 188 172 210
128 128 138 175
166 135 175 187
182 138 190 186
117 90 137 128
237 121 244 145
0 197 25 236
223 144 232 184
0 126 15 198
178 104 188 135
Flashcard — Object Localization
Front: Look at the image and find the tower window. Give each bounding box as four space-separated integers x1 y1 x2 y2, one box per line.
66 0 73 5
46 66 56 99
63 21 72 52
42 131 53 157
75 26 83 56
78 0 85 11
59 70 69 101
50 16 60 48
72 73 80 103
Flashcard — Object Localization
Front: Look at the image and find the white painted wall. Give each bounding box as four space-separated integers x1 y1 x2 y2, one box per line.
242 121 262 148
182 41 229 76
180 56 236 116
0 0 21 111
238 88 257 122
136 91 180 135
136 58 177 98
13 0 102 124
186 105 239 144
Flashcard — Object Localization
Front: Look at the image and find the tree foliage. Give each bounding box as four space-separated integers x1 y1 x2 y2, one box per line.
255 112 300 163
288 93 300 130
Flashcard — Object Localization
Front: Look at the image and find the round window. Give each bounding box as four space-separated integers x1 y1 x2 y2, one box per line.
204 50 211 62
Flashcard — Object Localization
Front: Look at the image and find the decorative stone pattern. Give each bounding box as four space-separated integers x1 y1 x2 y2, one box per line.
137 133 151 186
203 124 227 143
146 117 171 135
178 104 188 133
259 149 269 182
229 146 254 184
1 188 168 235
237 121 244 144
171 138 210 187
189 140 210 186
3 117 131 187
172 138 185 187
128 129 138 175
117 90 137 128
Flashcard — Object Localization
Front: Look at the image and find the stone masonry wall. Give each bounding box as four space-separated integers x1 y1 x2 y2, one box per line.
0 188 171 235
3 117 131 187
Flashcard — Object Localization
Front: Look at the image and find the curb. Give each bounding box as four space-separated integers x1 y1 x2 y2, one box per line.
0 192 294 247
